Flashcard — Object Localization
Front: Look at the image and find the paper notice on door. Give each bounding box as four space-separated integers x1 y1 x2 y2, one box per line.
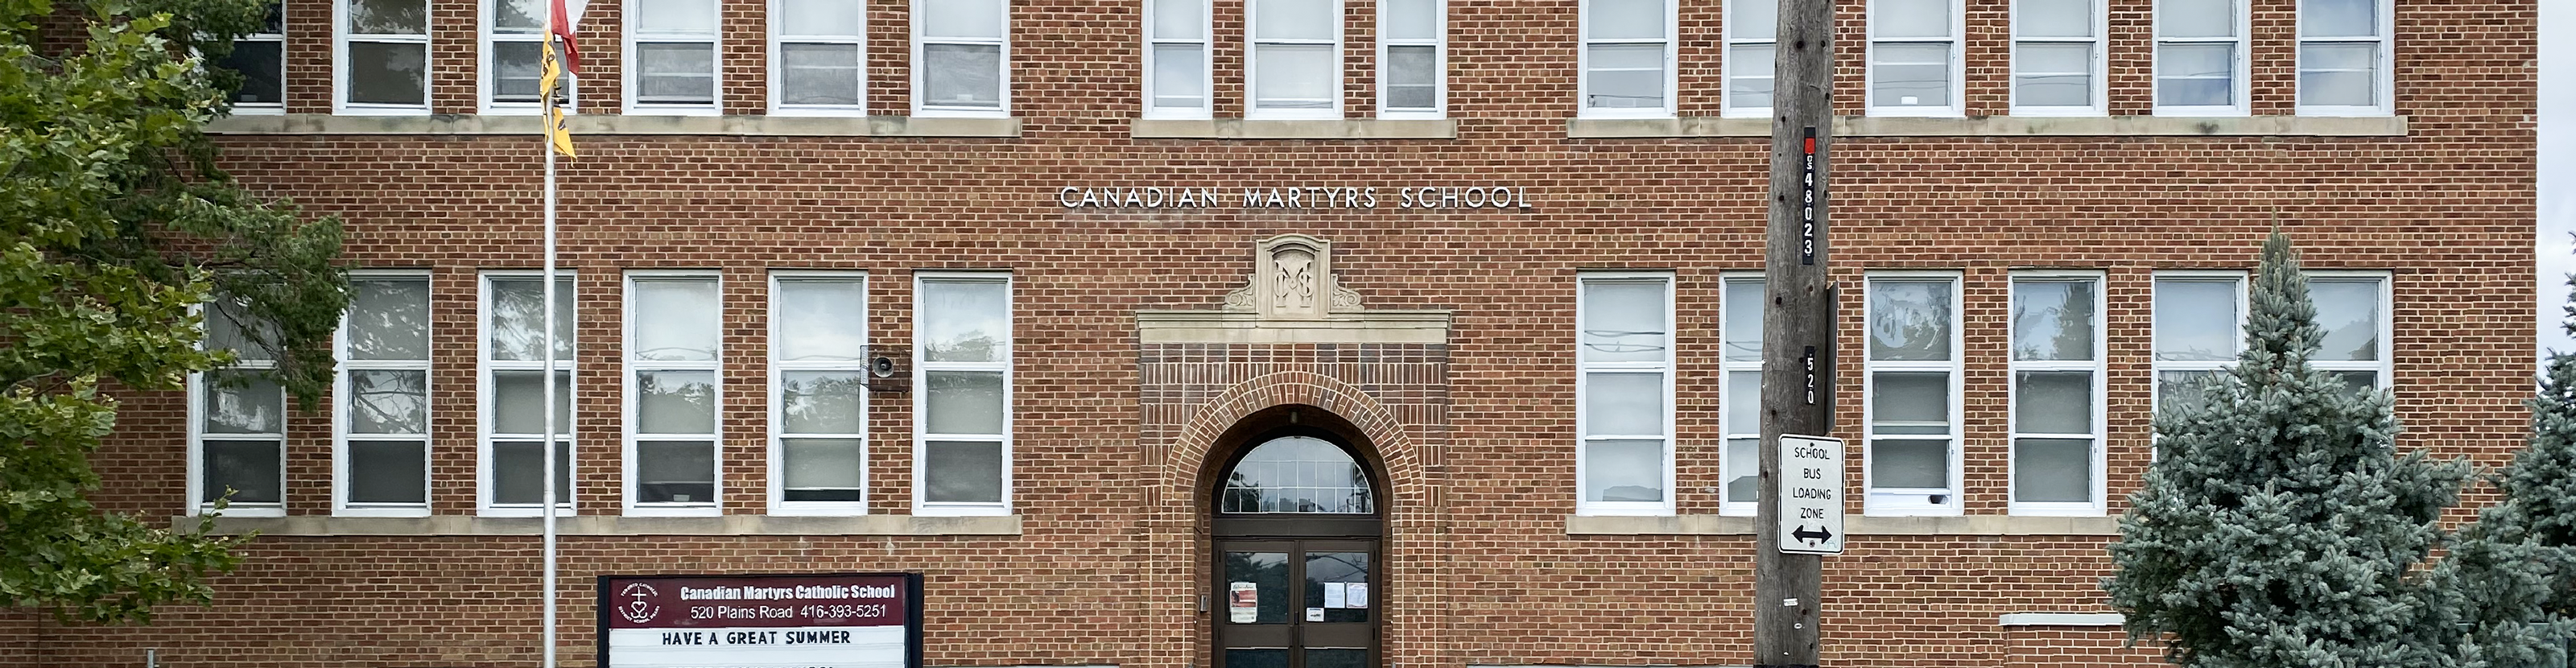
1306 607 1325 622
1346 583 1368 608
1228 582 1259 624
1323 582 1348 608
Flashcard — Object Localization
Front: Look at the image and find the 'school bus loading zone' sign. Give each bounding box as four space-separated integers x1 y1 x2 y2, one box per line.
600 572 925 668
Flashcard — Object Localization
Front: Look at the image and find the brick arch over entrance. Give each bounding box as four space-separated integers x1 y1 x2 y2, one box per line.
1164 370 1419 503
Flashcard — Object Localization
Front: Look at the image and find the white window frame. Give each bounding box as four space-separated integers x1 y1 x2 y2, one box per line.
332 270 434 517
226 1 286 114
2294 0 2395 117
623 270 724 517
2306 270 2394 390
1865 0 1966 118
1574 271 1678 517
1142 0 1212 120
769 270 869 516
187 300 287 518
1245 0 1344 120
335 0 431 114
2005 271 2106 517
2149 270 2248 424
913 271 1013 517
910 0 1012 118
1576 0 1677 119
477 270 577 517
481 0 576 113
1722 0 1776 118
2008 0 2107 116
1376 0 1444 120
623 0 723 115
769 0 866 116
1719 273 1765 517
2152 0 2251 116
1861 271 1963 517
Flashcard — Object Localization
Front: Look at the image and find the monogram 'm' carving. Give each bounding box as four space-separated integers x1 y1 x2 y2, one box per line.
1223 234 1360 319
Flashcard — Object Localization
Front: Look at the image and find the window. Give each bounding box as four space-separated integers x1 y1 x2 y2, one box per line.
2154 0 2247 114
2008 273 2103 515
772 0 865 113
1863 273 1959 516
479 272 575 516
2309 273 2391 394
627 0 720 112
1579 0 1674 118
1576 273 1674 516
1144 0 1210 118
485 0 572 110
217 1 285 112
1868 0 1962 116
337 0 431 112
336 272 432 517
915 274 1011 515
1724 0 1776 116
1248 0 1341 119
2297 0 2391 115
1378 0 1442 118
770 273 869 514
2150 272 2244 418
1719 274 1764 515
192 296 285 517
626 273 722 516
2011 0 2103 115
913 0 1009 117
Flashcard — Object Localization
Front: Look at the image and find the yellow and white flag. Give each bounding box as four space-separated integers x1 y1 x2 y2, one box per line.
540 35 576 159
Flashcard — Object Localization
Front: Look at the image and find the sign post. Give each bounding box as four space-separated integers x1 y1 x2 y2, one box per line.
599 573 924 668
1776 435 1844 555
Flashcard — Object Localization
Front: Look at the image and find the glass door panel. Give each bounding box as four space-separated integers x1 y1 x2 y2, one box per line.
1216 539 1376 668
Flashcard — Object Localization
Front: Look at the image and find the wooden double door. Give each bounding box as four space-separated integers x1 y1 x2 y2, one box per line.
1212 538 1379 668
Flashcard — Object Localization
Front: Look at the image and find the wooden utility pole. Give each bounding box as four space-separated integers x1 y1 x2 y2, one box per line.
1754 0 1835 665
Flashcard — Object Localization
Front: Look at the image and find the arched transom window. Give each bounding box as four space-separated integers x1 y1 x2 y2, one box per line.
1220 435 1375 514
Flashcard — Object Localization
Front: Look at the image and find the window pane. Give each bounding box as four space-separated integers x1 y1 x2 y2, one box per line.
1584 44 1666 109
2016 0 2091 37
1870 44 1951 108
2012 279 2096 361
2014 44 2092 106
1302 552 1370 624
493 0 542 31
2013 438 2091 503
782 43 863 105
1874 0 1951 38
2333 370 2379 395
638 43 716 103
781 0 864 35
1222 436 1374 513
925 370 1005 435
1385 45 1437 109
1869 279 1954 361
1584 439 1665 502
1152 43 1208 109
1228 650 1288 668
2157 43 2234 106
1152 0 1204 39
1728 44 1775 109
2297 43 2377 107
922 0 1005 39
1871 439 1948 489
1731 0 1777 40
636 370 717 435
350 41 430 105
782 438 863 501
349 0 425 34
2298 0 2375 38
1870 372 1948 434
493 40 543 102
2157 0 2235 38
923 440 1004 503
1385 0 1438 39
202 440 283 504
631 278 720 361
349 369 428 434
348 278 431 360
921 279 1008 362
202 371 284 434
636 440 715 503
2153 278 2237 361
1582 280 1668 363
1222 553 1290 625
205 301 275 361
1725 437 1758 503
1724 279 1765 361
488 277 575 361
2311 278 2382 361
776 278 867 361
2015 371 2092 435
1585 373 1666 436
347 439 427 505
491 440 572 504
1726 370 1761 434
1587 0 1664 40
2157 369 2221 415
1253 0 1334 39
923 43 1004 107
492 370 572 435
781 371 865 434
220 40 284 104
636 0 716 32
1253 43 1335 109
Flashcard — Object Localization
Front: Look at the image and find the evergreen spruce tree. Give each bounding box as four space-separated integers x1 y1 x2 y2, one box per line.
2106 231 2469 667
2438 273 2576 668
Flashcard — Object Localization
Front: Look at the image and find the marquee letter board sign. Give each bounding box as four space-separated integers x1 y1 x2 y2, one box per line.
599 572 924 668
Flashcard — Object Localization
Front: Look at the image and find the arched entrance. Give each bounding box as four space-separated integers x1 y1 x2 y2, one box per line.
1207 409 1384 668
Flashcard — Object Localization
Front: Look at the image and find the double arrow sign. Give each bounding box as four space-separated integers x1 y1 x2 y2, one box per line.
1777 435 1846 555
1790 525 1834 546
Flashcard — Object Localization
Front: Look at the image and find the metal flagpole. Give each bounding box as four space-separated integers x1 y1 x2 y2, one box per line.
539 14 562 668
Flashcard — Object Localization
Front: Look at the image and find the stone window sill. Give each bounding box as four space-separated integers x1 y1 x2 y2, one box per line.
180 513 1023 536
1563 513 2119 536
1566 115 2409 138
1130 118 1457 139
1999 613 2125 626
204 113 1022 138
